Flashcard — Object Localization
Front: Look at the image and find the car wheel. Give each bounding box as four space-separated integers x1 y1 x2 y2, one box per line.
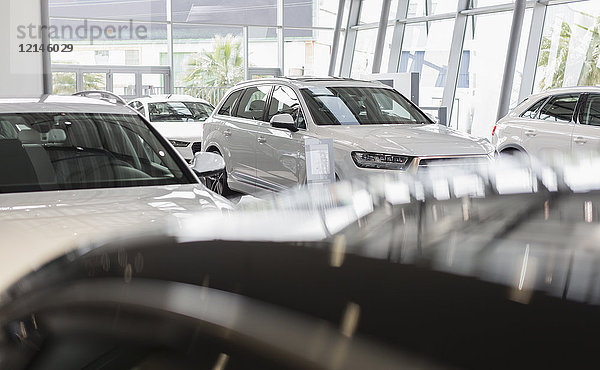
205 151 231 196
499 148 527 159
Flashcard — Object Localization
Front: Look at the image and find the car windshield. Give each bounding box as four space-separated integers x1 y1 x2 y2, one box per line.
148 101 213 122
0 112 193 193
301 86 432 125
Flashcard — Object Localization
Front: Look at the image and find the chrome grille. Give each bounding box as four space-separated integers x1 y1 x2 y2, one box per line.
418 156 489 169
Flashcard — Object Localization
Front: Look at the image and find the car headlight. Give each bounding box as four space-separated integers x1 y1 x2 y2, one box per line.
170 140 190 147
351 151 412 170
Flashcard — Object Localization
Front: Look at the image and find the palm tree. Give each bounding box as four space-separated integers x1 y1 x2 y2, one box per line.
184 34 244 87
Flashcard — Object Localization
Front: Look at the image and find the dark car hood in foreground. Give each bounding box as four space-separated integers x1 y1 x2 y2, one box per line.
3 157 600 369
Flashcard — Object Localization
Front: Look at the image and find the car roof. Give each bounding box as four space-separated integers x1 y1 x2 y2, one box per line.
231 76 392 89
131 94 212 104
0 95 137 115
527 86 600 101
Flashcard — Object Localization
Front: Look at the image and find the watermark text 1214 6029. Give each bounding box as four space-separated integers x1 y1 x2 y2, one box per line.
18 44 74 53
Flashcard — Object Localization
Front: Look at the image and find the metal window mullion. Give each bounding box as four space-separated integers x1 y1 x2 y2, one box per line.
518 1 547 102
329 0 346 76
497 0 527 120
372 0 392 73
76 70 84 92
166 0 174 94
243 26 249 80
40 0 52 94
425 0 432 34
339 0 361 77
277 0 284 76
107 70 114 92
135 72 143 97
353 11 459 30
440 0 470 129
460 1 536 16
387 0 409 73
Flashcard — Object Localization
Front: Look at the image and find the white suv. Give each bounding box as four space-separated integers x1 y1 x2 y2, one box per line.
128 95 214 161
202 77 494 195
493 87 600 158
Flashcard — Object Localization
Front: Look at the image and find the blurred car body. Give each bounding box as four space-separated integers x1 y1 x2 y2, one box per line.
493 87 600 158
0 95 232 293
128 95 214 161
2 157 600 369
203 77 494 196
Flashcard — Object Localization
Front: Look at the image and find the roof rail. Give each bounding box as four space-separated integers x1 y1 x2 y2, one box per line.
72 90 128 106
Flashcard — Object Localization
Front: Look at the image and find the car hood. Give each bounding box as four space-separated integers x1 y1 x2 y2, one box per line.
0 184 232 295
150 122 204 141
318 124 492 156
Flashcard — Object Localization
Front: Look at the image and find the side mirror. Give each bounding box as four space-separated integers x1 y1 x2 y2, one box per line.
270 113 298 132
190 152 225 177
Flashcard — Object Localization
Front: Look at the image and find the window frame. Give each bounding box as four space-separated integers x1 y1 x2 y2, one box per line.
233 85 274 122
536 94 582 124
519 97 548 119
577 93 600 127
216 89 244 117
266 84 308 131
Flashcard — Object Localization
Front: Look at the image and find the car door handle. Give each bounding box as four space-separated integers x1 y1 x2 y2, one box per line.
525 129 537 137
574 136 587 144
223 129 231 137
257 137 267 144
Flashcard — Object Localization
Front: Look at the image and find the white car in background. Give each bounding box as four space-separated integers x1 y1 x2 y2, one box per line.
492 87 600 158
0 95 231 293
128 95 214 161
202 77 495 196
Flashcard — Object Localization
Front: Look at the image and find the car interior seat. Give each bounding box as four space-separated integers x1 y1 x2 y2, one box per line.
0 138 39 188
18 130 57 185
248 100 266 120
0 120 18 139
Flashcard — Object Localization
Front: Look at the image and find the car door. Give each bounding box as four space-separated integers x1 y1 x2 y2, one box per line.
496 97 546 150
224 85 271 191
522 94 579 158
572 93 600 154
255 84 310 191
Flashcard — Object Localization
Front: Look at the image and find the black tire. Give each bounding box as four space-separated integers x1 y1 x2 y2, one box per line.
499 149 519 157
204 150 231 196
499 149 530 166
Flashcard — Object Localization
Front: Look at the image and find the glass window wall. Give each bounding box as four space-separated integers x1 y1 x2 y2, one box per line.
534 1 600 93
456 10 531 137
399 19 455 109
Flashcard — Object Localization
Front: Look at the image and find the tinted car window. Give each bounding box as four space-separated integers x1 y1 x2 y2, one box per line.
218 90 242 116
267 85 306 129
235 86 271 121
301 87 430 125
580 94 600 127
520 98 546 119
0 113 191 193
148 102 212 122
538 94 580 123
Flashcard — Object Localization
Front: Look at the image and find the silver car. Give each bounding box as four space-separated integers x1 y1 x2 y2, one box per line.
493 87 600 158
202 77 494 196
0 95 231 292
128 95 214 161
